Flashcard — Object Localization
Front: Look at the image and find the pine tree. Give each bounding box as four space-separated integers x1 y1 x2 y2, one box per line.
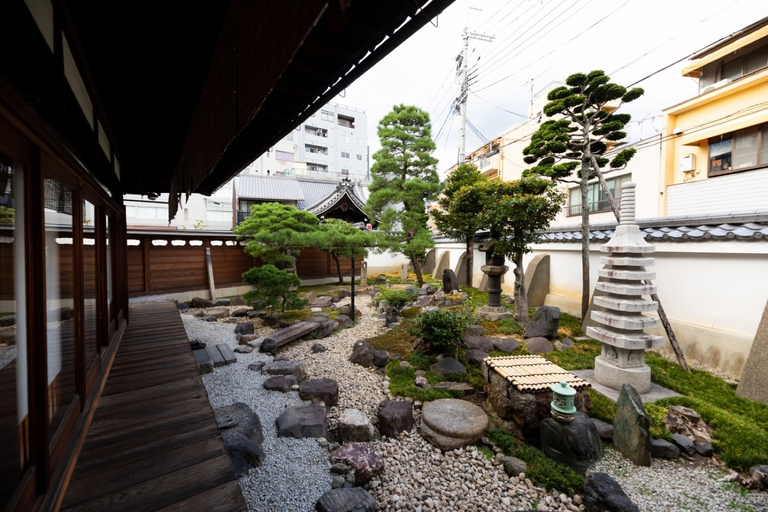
365 104 441 286
431 163 487 287
522 70 643 319
316 218 373 284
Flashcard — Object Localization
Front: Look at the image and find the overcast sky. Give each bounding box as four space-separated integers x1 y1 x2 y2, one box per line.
337 0 768 176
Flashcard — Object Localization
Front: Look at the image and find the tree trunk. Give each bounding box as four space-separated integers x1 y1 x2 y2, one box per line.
591 155 620 222
331 251 343 284
409 252 425 286
466 236 474 287
580 159 591 321
513 251 528 326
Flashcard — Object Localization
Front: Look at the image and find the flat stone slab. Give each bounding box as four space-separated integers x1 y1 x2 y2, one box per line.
420 399 488 450
262 360 307 382
263 375 298 392
433 382 474 394
299 378 339 406
571 370 681 403
277 404 327 439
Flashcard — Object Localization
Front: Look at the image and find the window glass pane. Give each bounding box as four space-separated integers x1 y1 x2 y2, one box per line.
732 131 758 169
0 153 28 508
83 201 98 366
761 127 768 165
709 138 732 173
275 150 294 162
721 59 742 81
746 45 768 74
44 178 76 438
569 188 580 215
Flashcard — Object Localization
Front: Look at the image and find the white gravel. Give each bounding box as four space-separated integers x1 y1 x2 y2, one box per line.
182 297 768 512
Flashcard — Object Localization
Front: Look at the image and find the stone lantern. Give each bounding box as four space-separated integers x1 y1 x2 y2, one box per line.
476 235 513 321
588 183 664 394
550 380 576 423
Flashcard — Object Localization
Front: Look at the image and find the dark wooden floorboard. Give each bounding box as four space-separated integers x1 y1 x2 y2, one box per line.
61 301 246 512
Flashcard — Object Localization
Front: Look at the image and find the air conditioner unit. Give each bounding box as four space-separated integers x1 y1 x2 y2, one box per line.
680 154 696 173
701 78 732 94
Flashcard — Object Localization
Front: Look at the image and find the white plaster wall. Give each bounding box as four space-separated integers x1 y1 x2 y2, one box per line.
365 250 410 275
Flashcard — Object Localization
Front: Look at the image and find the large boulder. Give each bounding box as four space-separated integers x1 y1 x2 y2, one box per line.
465 336 494 353
670 433 695 456
377 399 413 438
493 338 520 353
583 472 639 512
384 306 399 325
540 412 603 473
263 375 298 392
420 398 488 450
349 342 375 368
231 308 250 317
314 320 339 339
525 337 553 354
261 360 307 382
329 442 384 485
315 488 376 512
299 378 339 407
651 438 680 459
337 409 374 444
465 349 488 368
234 322 254 335
214 403 265 477
277 404 327 438
524 306 561 340
191 297 214 308
613 383 652 466
335 315 354 329
429 357 466 376
442 269 459 293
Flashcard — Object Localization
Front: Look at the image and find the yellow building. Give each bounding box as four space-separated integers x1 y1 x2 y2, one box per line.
661 16 768 217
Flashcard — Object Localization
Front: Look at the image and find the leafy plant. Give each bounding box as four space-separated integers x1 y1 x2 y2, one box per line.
379 289 416 312
242 264 306 313
410 307 475 358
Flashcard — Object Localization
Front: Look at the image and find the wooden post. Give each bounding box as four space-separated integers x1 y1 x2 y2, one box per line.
205 247 216 300
350 256 355 322
142 234 151 293
645 281 689 372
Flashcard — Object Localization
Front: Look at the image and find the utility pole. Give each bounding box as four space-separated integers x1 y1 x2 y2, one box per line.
456 27 494 163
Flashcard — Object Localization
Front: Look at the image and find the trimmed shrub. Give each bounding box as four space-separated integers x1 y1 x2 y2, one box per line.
410 307 474 358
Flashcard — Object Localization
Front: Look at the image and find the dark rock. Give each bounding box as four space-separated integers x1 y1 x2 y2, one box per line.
670 433 696 456
561 337 574 346
315 488 376 512
213 298 231 307
314 320 339 339
591 418 614 441
299 378 339 406
234 322 255 335
465 336 494 353
203 314 218 322
262 315 282 327
442 269 459 293
248 310 269 319
279 320 292 328
335 315 354 329
377 399 413 437
276 404 327 438
584 473 638 512
214 403 265 477
540 412 603 473
329 443 384 485
429 357 466 376
500 456 527 478
231 308 250 317
614 384 652 466
191 297 214 308
694 439 713 457
385 307 399 325
492 338 520 353
651 438 680 459
464 325 484 337
263 375 298 392
375 275 387 283
248 361 266 372
311 343 327 353
337 289 351 299
230 296 247 306
413 295 431 307
331 463 351 474
176 303 189 312
238 334 261 345
349 342 375 368
433 382 474 393
524 306 561 340
331 475 345 489
525 337 553 354
372 349 389 368
465 349 489 368
311 296 335 308
262 360 307 381
189 340 206 350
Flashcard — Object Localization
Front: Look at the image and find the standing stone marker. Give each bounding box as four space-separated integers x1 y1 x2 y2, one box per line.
613 383 652 466
737 299 768 404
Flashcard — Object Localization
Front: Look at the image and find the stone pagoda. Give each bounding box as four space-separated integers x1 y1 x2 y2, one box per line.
588 182 664 394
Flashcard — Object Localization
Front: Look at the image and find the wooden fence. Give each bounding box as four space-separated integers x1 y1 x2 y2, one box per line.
127 230 360 297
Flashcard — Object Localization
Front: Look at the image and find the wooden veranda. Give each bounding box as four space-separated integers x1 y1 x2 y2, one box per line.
59 301 246 512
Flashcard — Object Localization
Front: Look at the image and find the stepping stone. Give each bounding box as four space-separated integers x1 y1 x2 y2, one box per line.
206 345 226 367
207 308 230 319
259 321 320 352
264 375 298 392
420 398 488 450
433 382 474 394
337 409 374 443
377 399 413 438
192 349 213 374
217 344 237 364
329 442 384 484
262 360 307 381
299 378 339 406
277 404 327 438
315 488 376 512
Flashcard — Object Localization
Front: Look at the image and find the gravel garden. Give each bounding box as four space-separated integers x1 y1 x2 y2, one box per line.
180 272 768 512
